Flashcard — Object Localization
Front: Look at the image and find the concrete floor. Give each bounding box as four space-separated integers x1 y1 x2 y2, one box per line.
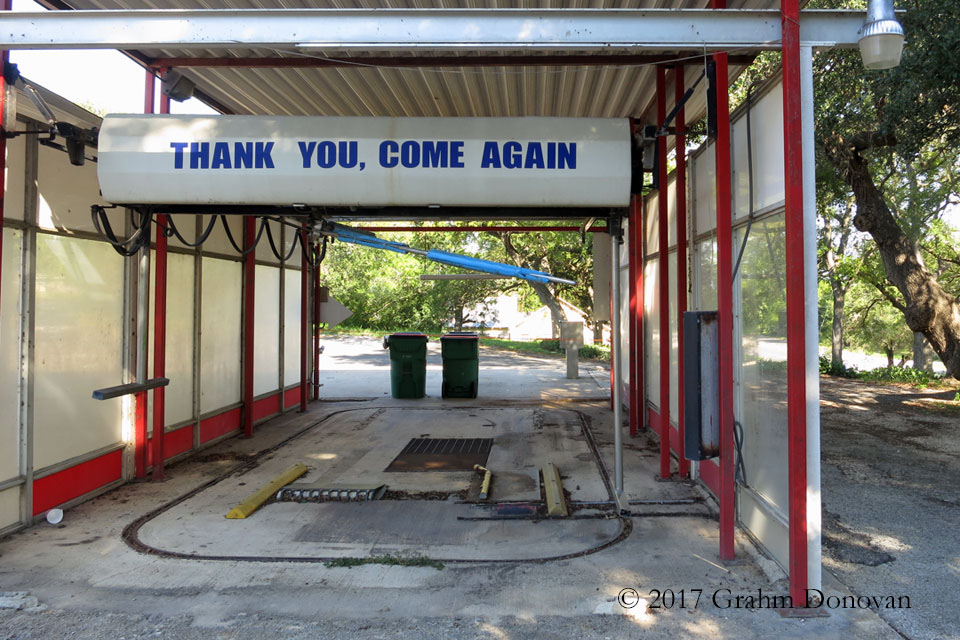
0 337 902 639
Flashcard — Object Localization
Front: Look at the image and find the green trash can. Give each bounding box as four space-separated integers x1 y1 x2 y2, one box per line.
440 332 480 399
384 333 428 399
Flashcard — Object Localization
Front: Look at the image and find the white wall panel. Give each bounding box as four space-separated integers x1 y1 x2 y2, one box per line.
4 131 26 221
147 251 196 430
36 144 108 233
693 147 717 236
0 487 19 531
732 84 785 219
33 235 124 470
200 257 242 412
283 268 302 386
642 259 659 408
254 265 281 396
0 229 22 479
284 225 303 268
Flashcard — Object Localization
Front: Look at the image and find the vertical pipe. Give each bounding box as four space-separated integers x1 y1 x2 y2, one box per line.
800 44 823 595
242 216 256 438
633 198 645 437
627 196 640 437
158 68 170 115
135 70 154 478
782 0 809 604
0 20 7 320
610 222 623 495
192 216 203 451
299 228 308 413
713 0 736 563
278 223 285 412
656 66 671 479
675 66 690 479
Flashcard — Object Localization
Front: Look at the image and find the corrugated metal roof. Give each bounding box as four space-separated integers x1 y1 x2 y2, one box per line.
47 1 778 120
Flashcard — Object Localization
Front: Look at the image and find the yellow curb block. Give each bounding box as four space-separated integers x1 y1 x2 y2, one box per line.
542 462 568 517
225 463 308 519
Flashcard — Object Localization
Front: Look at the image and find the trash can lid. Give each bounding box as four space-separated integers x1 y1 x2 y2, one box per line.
387 332 428 339
442 332 479 339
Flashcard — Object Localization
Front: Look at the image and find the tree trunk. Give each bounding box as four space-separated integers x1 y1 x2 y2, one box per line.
495 231 566 338
885 347 894 368
455 307 464 332
845 149 960 380
831 282 846 368
912 332 935 372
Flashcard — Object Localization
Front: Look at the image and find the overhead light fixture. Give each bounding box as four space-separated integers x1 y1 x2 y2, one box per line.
858 0 905 70
161 70 195 102
2 62 19 133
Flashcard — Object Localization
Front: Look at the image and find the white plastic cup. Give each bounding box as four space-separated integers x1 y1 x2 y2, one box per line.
45 508 63 525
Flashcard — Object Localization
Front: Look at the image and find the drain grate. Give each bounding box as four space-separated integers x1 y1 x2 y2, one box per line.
386 437 493 472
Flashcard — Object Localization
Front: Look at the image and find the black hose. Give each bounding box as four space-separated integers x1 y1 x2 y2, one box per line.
91 205 152 257
220 215 266 257
732 83 757 282
162 214 218 248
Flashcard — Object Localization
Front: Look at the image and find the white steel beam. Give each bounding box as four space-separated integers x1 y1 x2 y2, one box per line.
0 9 869 51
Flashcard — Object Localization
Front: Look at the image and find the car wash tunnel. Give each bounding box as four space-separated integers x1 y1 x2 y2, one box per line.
0 1 911 626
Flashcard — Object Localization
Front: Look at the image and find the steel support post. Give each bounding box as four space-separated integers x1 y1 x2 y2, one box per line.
656 66 671 480
242 216 256 438
299 228 308 413
0 4 7 320
610 220 624 495
675 67 690 479
627 195 641 437
134 69 154 478
782 0 809 604
713 0 736 563
151 79 169 480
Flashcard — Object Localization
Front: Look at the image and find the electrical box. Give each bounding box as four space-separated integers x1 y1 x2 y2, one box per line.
560 321 584 349
683 311 720 460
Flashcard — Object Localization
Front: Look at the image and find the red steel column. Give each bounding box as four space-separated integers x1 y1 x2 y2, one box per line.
656 66 671 479
782 0 809 604
299 228 308 412
713 0 736 562
628 195 642 437
675 67 690 479
135 70 155 478
151 85 170 480
242 216 256 437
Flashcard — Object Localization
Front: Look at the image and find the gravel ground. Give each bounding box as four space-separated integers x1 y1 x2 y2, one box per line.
819 376 960 640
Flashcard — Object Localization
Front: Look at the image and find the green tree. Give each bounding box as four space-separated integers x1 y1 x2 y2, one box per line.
812 0 960 379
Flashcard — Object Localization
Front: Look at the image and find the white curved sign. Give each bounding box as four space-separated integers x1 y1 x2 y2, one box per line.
97 115 631 208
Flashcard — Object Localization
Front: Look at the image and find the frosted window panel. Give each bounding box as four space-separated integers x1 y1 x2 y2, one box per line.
33 235 124 470
736 213 788 516
254 265 281 396
147 251 196 431
732 84 785 219
666 175 678 249
283 268 302 387
695 238 718 311
4 132 26 220
0 229 22 476
693 145 717 236
644 194 658 255
256 219 285 265
643 259 659 408
0 487 19 531
36 144 109 233
200 257 242 413
668 252 679 423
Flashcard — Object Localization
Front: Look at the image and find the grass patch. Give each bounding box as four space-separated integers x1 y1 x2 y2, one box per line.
820 356 955 390
481 338 610 362
324 554 445 570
